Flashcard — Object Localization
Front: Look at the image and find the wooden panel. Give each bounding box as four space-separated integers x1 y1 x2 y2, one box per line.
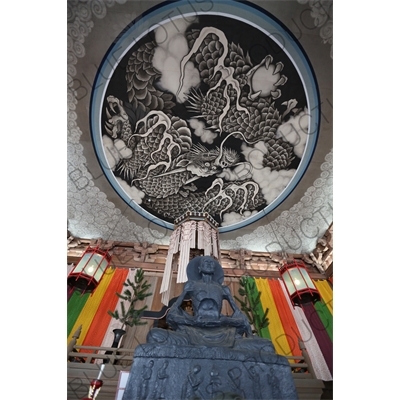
173 280 185 299
150 275 163 311
222 276 240 316
230 280 241 306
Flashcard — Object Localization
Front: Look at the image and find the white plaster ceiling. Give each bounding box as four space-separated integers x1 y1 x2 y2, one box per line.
67 0 332 254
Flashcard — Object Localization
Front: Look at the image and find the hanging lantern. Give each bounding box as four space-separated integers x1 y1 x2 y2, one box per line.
279 259 320 307
160 211 220 306
67 246 111 294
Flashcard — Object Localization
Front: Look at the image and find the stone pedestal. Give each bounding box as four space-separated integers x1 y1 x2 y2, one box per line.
122 342 298 400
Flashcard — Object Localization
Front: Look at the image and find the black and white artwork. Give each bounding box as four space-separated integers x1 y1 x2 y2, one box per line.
91 2 319 232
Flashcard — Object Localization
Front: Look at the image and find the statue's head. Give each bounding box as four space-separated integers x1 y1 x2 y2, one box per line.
187 256 224 284
198 256 216 275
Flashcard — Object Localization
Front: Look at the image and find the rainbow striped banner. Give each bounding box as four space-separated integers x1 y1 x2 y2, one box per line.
67 269 333 379
67 267 129 347
244 277 332 378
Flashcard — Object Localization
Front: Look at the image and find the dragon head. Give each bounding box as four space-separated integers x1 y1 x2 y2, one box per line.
186 144 240 177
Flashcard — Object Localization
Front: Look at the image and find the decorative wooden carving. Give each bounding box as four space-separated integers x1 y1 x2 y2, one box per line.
228 249 252 269
112 247 140 264
309 223 333 272
67 234 82 250
66 223 333 279
133 242 159 262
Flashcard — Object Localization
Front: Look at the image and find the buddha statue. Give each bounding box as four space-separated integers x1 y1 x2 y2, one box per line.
122 256 298 400
147 256 274 353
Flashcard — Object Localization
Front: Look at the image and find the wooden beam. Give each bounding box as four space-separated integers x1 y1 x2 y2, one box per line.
67 238 330 281
67 255 327 280
325 262 333 277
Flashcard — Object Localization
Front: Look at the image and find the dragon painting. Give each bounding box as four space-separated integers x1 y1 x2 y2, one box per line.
101 15 309 227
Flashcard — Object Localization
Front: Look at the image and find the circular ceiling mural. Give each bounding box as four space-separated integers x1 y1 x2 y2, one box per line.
90 0 320 233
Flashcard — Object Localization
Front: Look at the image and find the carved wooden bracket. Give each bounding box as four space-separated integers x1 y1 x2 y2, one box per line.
133 242 159 262
309 223 333 273
228 248 252 269
67 224 332 279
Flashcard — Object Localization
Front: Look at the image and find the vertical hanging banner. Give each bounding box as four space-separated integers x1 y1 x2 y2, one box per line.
255 278 295 357
160 213 220 306
268 279 303 359
278 280 332 381
67 290 90 337
313 280 333 341
244 276 271 339
82 268 129 349
99 269 138 347
314 280 333 314
67 267 116 345
92 269 138 365
302 302 333 375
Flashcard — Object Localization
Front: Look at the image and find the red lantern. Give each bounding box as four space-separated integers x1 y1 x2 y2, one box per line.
279 259 320 308
67 246 111 294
